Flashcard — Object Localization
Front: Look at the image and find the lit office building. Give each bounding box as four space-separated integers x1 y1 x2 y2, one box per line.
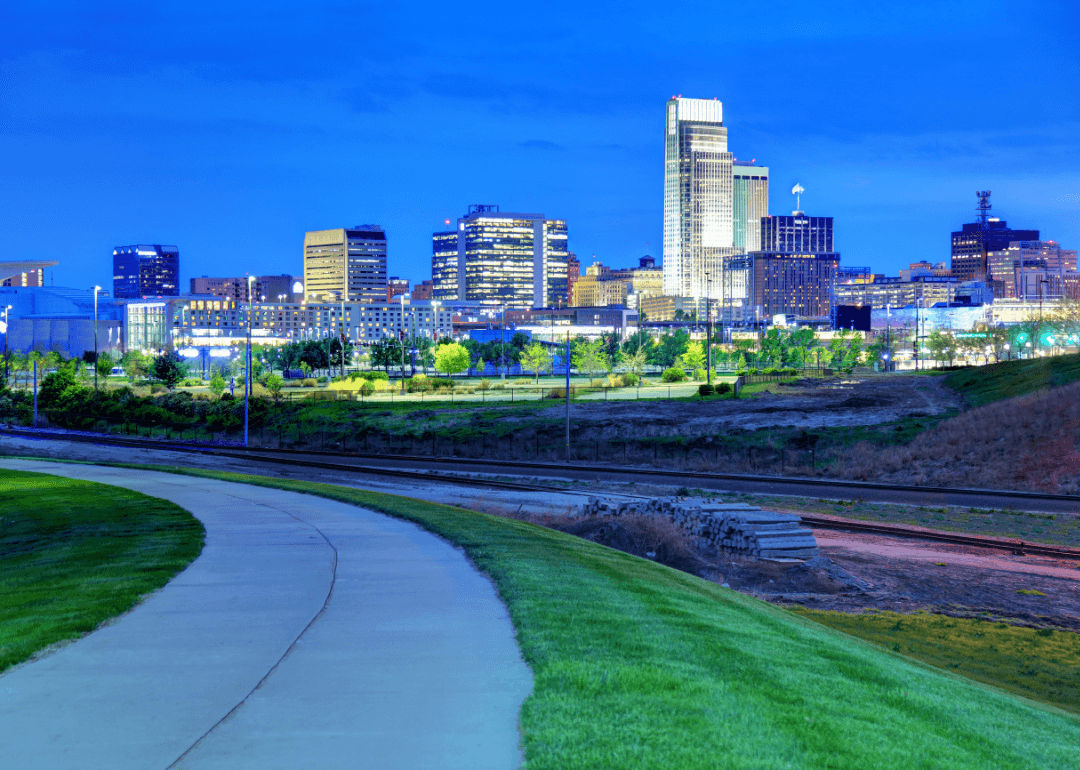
189 274 303 303
303 226 387 303
663 97 737 299
725 252 839 322
951 191 1038 283
430 205 569 309
113 245 180 299
986 240 1078 299
733 161 769 252
760 214 834 253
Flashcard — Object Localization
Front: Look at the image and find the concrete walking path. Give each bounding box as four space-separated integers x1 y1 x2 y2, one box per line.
0 460 531 769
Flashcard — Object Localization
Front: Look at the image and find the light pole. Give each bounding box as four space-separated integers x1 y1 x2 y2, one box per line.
2 304 11 381
400 293 407 392
704 272 713 386
244 275 254 448
93 286 101 389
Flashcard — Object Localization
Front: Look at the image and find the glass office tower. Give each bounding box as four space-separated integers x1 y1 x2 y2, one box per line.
112 245 180 299
663 97 736 299
430 205 569 309
733 162 770 252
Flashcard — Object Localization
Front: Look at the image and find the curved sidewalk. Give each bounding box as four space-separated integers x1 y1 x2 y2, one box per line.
0 460 531 769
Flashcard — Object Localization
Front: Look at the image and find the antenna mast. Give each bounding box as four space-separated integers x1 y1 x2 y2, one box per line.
976 190 992 227
791 183 805 214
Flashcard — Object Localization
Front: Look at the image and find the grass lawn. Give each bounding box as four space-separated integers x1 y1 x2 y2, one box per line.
791 609 1080 715
945 353 1080 406
119 464 1080 768
0 469 204 673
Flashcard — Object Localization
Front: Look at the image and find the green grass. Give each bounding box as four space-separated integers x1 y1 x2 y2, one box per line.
945 353 1080 406
0 469 204 673
791 609 1080 715
114 464 1080 768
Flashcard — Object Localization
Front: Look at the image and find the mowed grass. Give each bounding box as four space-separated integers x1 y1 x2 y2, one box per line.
0 469 204 673
945 353 1080 406
791 609 1080 715
131 465 1080 769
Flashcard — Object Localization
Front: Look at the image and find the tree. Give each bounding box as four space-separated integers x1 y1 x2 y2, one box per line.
434 342 471 380
263 373 285 398
520 342 552 383
926 330 956 367
619 347 648 380
571 339 609 379
369 338 401 376
151 354 184 388
653 330 689 368
95 351 114 382
621 329 654 357
120 350 150 382
679 341 706 373
209 371 226 396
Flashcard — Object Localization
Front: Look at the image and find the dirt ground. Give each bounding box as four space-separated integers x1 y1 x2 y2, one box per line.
532 375 961 437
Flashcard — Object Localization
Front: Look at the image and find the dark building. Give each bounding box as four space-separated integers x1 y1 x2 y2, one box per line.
735 251 840 320
113 245 180 299
950 191 1038 283
760 214 834 253
189 274 301 302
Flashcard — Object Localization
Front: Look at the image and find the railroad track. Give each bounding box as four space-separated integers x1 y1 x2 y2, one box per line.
4 426 1080 560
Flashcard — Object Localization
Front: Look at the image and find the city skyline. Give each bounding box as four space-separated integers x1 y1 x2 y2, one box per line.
2 2 1078 292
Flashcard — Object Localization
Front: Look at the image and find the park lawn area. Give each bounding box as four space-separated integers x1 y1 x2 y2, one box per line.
126 465 1080 768
945 353 1080 406
790 608 1080 715
0 469 204 673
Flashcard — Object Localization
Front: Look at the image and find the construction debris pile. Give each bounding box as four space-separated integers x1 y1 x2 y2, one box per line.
580 497 818 560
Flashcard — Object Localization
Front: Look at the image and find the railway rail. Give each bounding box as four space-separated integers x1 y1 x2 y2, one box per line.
4 425 1080 560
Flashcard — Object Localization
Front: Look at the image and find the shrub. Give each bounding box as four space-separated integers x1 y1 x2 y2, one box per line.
698 383 715 396
406 375 431 393
661 367 687 383
764 367 780 375
359 381 375 397
347 371 366 381
545 387 569 399
715 382 732 395
692 368 707 381
366 371 389 381
317 376 329 384
478 378 492 391
329 378 368 392
150 384 168 394
301 378 318 388
180 377 203 387
622 372 640 387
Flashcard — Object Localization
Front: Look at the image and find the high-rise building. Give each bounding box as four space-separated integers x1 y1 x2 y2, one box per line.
663 97 737 300
950 192 1038 283
303 226 387 303
189 274 302 303
113 245 180 299
733 162 769 252
760 214 834 253
987 241 1078 299
386 276 410 302
0 260 56 287
430 205 568 309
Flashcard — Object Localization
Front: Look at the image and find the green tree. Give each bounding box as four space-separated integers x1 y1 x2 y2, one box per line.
369 338 402 376
95 351 114 382
927 330 956 367
679 341 706 374
209 370 226 396
151 354 184 388
621 329 654 357
653 330 689 368
263 373 285 398
618 347 649 380
520 342 553 383
120 350 150 382
434 342 471 380
571 339 609 379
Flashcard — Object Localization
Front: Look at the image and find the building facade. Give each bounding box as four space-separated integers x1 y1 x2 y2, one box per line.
760 214 834 253
663 97 737 299
732 162 769 252
951 193 1039 283
430 205 569 309
113 245 180 299
0 260 55 288
189 274 302 303
986 240 1078 299
303 226 387 303
724 252 839 323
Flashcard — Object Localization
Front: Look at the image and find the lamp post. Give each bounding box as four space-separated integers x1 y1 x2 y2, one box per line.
704 271 713 386
93 286 101 389
244 275 254 448
2 304 11 381
1004 342 1010 361
400 293 407 392
431 300 441 342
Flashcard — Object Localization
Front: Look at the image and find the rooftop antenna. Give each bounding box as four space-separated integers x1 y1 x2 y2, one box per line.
791 183 805 213
976 190 992 226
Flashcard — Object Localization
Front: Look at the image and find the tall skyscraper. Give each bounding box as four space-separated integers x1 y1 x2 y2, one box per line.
733 161 769 252
112 245 180 299
431 205 568 309
663 97 736 299
303 226 387 303
951 191 1039 283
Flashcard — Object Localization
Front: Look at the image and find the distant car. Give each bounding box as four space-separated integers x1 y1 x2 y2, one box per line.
110 367 124 376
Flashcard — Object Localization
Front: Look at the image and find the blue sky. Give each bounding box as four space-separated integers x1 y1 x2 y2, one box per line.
2 1 1078 291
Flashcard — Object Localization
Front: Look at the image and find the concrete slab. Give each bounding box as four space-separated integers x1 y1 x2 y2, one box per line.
0 460 531 769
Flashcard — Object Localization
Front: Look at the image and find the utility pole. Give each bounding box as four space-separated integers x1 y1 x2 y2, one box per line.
400 294 407 392
705 272 713 386
244 275 254 448
2 305 11 381
92 286 101 390
565 330 571 463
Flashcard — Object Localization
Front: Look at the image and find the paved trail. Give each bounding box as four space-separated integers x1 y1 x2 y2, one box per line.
0 460 531 769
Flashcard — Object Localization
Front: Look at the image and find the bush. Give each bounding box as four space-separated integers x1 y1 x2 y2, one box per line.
715 382 732 395
622 372 640 387
150 384 168 394
317 376 329 384
180 377 203 387
692 368 707 381
301 378 317 388
763 367 780 375
478 378 492 391
406 374 432 393
366 370 389 381
698 383 715 396
359 381 375 397
545 387 570 399
661 367 687 383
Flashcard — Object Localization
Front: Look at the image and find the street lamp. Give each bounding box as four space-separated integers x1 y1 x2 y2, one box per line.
244 275 255 448
1004 342 1011 361
430 300 441 341
704 271 713 386
2 305 12 381
93 286 102 390
399 293 407 392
